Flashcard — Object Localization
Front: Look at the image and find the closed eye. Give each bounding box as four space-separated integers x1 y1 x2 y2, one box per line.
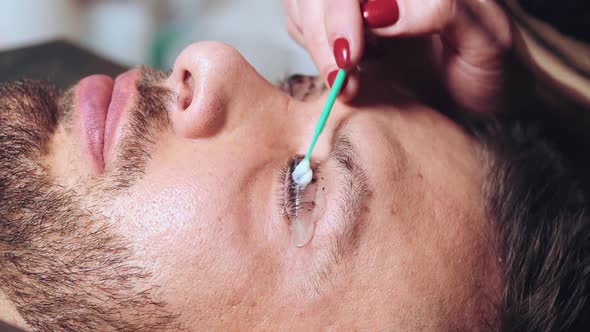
306 122 372 292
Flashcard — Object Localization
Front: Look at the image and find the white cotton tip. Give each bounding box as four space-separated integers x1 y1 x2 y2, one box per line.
291 159 313 189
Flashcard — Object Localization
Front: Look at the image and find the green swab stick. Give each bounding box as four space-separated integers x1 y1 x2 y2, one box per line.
292 69 347 188
304 69 347 161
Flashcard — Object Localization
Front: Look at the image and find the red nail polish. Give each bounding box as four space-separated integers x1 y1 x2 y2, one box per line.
327 70 348 92
333 38 351 69
362 0 399 29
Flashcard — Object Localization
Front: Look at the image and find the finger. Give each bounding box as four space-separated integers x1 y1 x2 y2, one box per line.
323 0 365 70
285 14 305 47
362 0 511 51
364 0 511 112
328 69 359 102
283 0 302 32
298 1 335 79
299 0 360 101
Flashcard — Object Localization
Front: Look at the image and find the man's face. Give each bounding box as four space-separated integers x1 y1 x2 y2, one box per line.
1 42 500 330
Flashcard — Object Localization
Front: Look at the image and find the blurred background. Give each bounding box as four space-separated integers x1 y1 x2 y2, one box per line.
0 0 317 82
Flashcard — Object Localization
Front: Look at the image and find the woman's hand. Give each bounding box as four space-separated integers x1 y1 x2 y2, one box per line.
284 0 513 113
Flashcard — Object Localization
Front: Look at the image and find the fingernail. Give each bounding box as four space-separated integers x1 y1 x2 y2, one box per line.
333 37 351 69
361 0 399 29
327 70 349 93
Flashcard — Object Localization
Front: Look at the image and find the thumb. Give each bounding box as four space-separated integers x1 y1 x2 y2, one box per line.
363 0 511 52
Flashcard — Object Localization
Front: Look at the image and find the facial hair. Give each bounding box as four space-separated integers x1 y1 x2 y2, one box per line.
0 68 181 332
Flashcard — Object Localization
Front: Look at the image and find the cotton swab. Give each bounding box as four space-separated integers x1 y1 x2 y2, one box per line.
292 69 347 188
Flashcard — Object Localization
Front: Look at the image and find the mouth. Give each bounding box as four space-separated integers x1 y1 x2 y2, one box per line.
75 69 139 173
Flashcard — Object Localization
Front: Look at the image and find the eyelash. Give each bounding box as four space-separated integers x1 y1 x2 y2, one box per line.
277 156 318 221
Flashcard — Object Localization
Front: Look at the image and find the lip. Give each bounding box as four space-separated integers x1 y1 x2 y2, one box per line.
75 69 139 173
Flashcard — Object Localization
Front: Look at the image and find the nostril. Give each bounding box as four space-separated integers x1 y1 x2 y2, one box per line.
178 70 195 111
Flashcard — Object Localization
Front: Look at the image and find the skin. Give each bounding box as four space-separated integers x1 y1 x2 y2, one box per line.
0 42 501 331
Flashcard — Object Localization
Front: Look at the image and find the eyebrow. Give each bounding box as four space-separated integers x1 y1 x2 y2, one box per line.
317 122 372 282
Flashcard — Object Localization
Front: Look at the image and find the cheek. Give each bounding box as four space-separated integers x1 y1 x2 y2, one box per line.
354 180 497 330
101 172 261 312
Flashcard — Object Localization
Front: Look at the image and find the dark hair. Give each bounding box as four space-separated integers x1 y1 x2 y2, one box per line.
469 110 590 331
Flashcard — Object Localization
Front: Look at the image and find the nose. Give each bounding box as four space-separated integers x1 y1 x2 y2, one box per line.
168 42 235 138
167 42 283 139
